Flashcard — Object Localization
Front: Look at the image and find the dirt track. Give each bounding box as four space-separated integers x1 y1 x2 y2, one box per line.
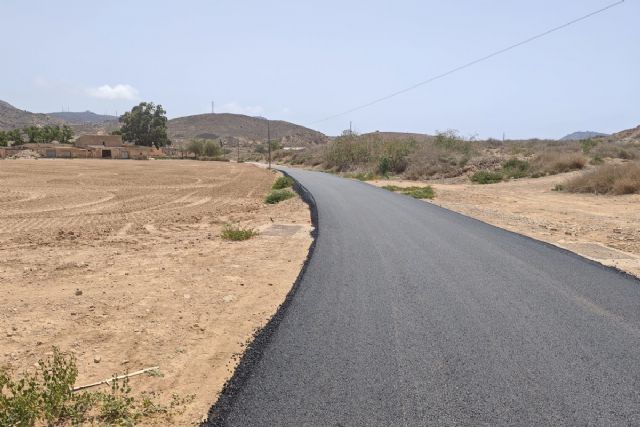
0 159 312 424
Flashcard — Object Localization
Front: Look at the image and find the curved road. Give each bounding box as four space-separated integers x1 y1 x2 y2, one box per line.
216 169 640 426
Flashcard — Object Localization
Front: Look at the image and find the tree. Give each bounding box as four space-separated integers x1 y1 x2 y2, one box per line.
0 131 7 147
187 140 204 157
60 125 74 144
203 139 221 157
7 129 23 145
119 102 170 148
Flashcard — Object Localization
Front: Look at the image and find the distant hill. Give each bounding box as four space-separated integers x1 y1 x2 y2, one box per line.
0 100 61 130
560 131 609 141
168 113 328 147
48 111 117 124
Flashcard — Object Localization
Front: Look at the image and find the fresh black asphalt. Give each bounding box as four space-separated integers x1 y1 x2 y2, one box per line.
206 168 640 426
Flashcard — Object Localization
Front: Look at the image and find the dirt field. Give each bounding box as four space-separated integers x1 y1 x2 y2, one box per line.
0 159 312 424
369 171 640 278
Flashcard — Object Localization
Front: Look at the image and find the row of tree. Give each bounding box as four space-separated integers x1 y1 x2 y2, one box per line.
0 124 74 147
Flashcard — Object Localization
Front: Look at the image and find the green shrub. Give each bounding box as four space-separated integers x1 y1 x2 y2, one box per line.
471 170 503 184
0 348 189 426
501 158 530 179
272 176 294 190
377 157 391 176
221 224 259 241
265 189 295 204
590 156 604 165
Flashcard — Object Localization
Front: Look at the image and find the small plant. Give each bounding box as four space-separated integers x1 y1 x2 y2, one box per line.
581 138 598 154
221 224 259 241
471 170 503 184
590 156 604 165
265 189 295 204
272 176 294 190
552 184 565 191
0 348 189 426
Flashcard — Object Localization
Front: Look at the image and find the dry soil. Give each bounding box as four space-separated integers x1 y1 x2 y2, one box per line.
0 159 312 425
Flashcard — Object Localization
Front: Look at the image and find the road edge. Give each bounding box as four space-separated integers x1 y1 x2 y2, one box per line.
201 170 319 426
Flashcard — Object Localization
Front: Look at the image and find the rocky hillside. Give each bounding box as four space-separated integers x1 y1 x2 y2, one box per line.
168 113 328 147
48 111 117 124
0 100 61 130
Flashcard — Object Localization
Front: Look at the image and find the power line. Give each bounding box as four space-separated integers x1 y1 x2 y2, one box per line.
312 0 625 124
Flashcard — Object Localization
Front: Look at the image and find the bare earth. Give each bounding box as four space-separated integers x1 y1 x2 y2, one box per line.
0 159 312 425
370 172 640 278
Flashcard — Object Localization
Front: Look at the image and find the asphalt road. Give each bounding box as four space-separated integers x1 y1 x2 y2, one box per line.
216 169 640 426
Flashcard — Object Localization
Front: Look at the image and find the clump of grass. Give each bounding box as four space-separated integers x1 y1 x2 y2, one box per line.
272 176 294 190
0 348 191 426
345 171 379 181
265 189 295 204
221 224 258 241
382 185 435 199
565 162 640 195
470 170 503 184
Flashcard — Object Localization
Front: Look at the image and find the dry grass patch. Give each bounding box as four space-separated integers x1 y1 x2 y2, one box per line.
531 152 587 175
565 162 640 195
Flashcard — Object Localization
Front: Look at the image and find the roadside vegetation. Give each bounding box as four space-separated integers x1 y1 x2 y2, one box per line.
221 224 259 241
382 185 435 199
265 189 295 204
0 348 192 426
271 129 639 188
272 175 294 190
564 162 640 195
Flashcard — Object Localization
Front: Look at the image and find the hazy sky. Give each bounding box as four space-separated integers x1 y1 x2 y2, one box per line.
1 0 637 138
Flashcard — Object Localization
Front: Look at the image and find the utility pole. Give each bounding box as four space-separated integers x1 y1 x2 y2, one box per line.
211 101 214 114
237 138 240 163
267 120 271 170
349 121 352 135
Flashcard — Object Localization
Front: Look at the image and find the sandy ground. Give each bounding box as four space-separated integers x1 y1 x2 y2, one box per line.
369 172 640 278
0 159 312 425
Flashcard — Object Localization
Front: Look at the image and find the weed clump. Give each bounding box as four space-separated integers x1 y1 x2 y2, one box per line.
272 176 294 190
221 224 259 241
265 189 295 204
382 185 435 199
0 348 192 426
471 170 503 184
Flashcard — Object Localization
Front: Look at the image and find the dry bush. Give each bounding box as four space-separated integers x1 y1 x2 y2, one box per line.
565 162 640 195
591 142 638 160
531 152 587 175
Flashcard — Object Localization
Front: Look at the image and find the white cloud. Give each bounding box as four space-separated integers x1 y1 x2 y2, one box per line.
219 102 264 116
86 84 139 100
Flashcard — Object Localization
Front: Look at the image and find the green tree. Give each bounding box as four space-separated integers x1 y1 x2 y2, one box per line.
119 102 170 148
60 125 74 144
25 126 40 143
0 131 7 147
203 139 221 157
7 129 24 145
187 140 204 157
